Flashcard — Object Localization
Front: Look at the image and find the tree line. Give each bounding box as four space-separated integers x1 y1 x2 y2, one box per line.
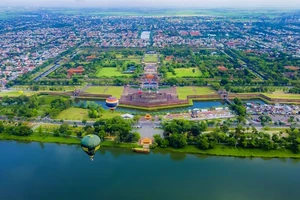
153 118 300 153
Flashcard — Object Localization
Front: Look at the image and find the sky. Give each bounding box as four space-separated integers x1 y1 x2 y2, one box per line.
0 0 300 9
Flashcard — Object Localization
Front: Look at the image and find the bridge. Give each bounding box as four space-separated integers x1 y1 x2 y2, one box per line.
218 90 232 105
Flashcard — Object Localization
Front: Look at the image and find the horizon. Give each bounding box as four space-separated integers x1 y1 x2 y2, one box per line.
0 0 300 9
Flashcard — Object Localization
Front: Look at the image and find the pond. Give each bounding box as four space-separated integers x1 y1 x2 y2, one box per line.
0 141 299 200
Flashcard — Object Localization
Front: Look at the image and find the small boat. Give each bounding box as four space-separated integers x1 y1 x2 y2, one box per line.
132 148 150 154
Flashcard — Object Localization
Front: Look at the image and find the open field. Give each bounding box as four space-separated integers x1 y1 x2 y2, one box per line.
55 107 121 120
96 67 132 77
56 108 89 120
230 86 288 92
263 92 300 99
176 86 217 99
167 68 202 78
84 86 124 98
144 54 158 63
0 90 35 97
12 85 82 92
116 55 142 64
52 9 283 18
0 132 80 144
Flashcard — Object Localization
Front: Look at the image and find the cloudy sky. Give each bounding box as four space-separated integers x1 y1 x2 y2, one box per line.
0 0 300 8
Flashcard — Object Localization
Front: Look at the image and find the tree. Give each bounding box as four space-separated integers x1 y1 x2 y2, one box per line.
220 124 229 133
197 135 210 149
133 115 141 123
104 116 132 142
126 132 141 143
37 126 43 135
168 133 187 148
258 137 274 150
53 129 60 137
191 124 201 136
59 123 69 134
154 134 169 148
0 121 4 133
66 130 72 136
220 78 229 86
226 137 237 147
12 125 33 136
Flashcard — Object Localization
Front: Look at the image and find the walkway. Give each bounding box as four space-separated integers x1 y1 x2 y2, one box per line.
135 121 163 138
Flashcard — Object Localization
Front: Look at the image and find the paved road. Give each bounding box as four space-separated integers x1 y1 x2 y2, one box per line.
134 121 163 138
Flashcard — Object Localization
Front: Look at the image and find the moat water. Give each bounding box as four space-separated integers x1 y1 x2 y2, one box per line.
0 141 299 200
74 99 265 114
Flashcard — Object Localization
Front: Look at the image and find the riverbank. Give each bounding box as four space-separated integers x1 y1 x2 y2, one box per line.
1 134 300 158
158 145 300 159
0 133 81 144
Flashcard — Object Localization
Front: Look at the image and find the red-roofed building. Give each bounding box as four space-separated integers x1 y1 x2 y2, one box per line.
86 55 96 61
190 31 200 36
67 66 84 77
284 66 299 71
165 56 174 61
217 66 227 71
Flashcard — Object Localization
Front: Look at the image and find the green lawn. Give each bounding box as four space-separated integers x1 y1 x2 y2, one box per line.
101 140 140 148
96 67 132 77
56 108 89 120
0 132 80 145
13 85 82 92
263 92 300 100
0 90 35 97
144 54 158 63
167 68 202 78
116 55 142 64
158 145 300 158
56 107 121 120
84 86 124 98
176 86 217 99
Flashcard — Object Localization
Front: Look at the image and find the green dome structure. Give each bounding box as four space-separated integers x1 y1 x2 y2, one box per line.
81 134 101 160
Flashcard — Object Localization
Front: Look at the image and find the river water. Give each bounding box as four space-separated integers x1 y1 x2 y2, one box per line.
0 141 299 200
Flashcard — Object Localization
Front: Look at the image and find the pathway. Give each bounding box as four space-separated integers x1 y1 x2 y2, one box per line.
135 121 163 138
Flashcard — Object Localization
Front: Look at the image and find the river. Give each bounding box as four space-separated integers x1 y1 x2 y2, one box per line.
0 141 299 200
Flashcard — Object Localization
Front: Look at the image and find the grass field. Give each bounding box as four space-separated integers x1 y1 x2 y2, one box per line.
167 68 202 78
263 92 300 100
176 86 217 99
101 140 140 148
144 54 158 63
13 85 82 92
160 144 300 158
116 55 142 64
56 108 89 120
84 86 124 98
96 67 132 77
0 132 80 145
0 90 35 97
56 107 121 120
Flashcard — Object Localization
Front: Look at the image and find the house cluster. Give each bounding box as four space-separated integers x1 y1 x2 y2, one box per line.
0 13 299 86
0 25 80 84
246 103 300 116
